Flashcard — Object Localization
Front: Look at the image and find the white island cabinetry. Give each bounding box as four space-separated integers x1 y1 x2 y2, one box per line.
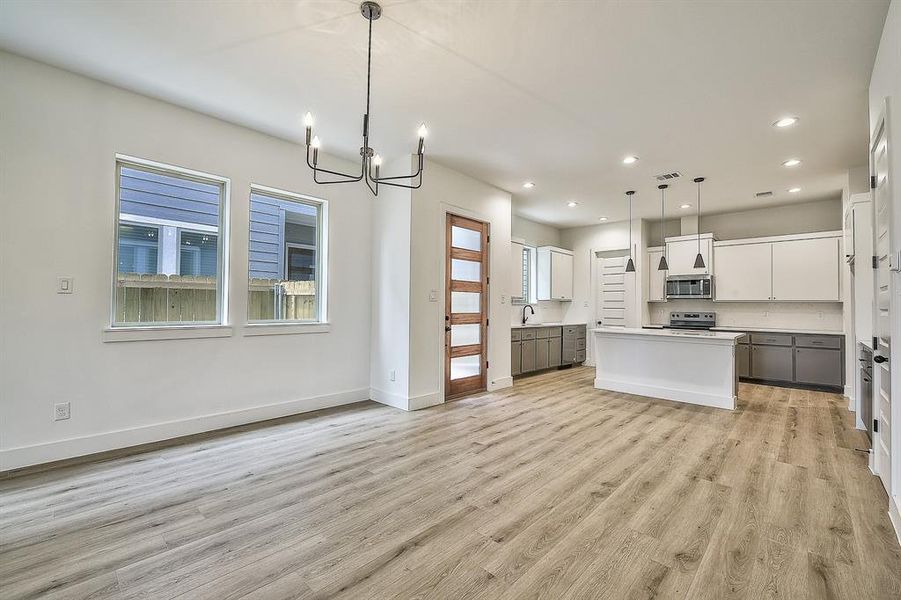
592 327 744 410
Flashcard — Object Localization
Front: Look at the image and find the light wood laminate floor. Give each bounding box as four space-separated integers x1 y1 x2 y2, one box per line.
2 367 900 599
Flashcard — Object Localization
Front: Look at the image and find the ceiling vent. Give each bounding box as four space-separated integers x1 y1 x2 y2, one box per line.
755 191 774 198
654 171 682 181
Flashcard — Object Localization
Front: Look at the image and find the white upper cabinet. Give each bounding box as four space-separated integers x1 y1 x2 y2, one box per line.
713 242 773 301
537 246 573 301
647 247 667 302
510 241 525 298
772 237 841 301
664 234 714 275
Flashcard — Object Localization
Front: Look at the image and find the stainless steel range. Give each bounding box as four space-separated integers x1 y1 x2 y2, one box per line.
666 311 716 330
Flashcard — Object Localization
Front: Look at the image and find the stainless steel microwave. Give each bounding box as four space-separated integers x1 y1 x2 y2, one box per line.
665 274 714 299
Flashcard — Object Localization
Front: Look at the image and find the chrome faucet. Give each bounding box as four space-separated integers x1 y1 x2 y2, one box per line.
522 304 535 325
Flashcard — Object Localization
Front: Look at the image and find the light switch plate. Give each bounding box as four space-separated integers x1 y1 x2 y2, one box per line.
57 277 74 294
428 290 438 302
54 402 70 421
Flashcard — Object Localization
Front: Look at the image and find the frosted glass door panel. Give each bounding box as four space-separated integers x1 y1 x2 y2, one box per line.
451 324 480 347
450 355 481 380
451 291 480 313
451 226 481 251
451 259 481 282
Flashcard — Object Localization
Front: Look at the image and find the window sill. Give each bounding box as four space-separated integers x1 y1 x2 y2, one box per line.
242 322 331 336
102 325 233 343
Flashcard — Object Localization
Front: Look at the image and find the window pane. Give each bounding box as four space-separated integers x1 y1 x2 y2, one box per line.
248 190 324 323
451 291 480 313
450 355 480 380
179 231 218 276
118 224 159 275
451 324 480 347
114 163 223 326
451 259 480 282
451 226 480 251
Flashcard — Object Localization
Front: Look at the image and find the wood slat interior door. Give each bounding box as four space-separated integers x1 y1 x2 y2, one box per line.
445 214 489 399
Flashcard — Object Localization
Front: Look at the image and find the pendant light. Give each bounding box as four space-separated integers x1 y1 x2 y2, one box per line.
625 191 636 272
658 184 669 271
693 177 706 268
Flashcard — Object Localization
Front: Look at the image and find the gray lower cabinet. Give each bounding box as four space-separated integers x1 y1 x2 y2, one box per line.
736 344 750 378
751 345 794 381
535 337 549 370
548 337 562 367
521 339 536 373
511 341 522 376
795 347 843 387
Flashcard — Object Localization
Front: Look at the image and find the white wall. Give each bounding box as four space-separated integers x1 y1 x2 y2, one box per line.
409 159 513 404
369 164 412 409
0 53 373 469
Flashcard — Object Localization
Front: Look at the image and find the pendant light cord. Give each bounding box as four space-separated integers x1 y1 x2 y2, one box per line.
366 17 372 118
697 180 701 254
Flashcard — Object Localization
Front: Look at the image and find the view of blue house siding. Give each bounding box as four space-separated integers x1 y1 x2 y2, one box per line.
119 167 220 226
249 193 284 279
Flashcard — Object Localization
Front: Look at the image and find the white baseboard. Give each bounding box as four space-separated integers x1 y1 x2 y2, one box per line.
1 387 370 472
409 391 443 411
594 377 735 410
489 376 513 391
369 387 410 410
890 494 901 547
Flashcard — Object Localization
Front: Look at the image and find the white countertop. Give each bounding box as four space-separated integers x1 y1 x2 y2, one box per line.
646 324 844 336
512 322 586 329
591 326 745 341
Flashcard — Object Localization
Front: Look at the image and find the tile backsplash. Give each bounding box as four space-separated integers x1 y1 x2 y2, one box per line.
649 300 843 332
510 301 566 325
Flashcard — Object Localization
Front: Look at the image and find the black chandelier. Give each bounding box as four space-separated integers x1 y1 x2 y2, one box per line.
303 1 426 196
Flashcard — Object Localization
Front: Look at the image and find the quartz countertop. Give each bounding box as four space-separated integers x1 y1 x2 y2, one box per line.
592 327 745 341
646 324 844 336
511 322 586 329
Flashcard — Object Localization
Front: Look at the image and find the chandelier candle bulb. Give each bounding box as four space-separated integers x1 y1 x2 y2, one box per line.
304 112 314 145
311 135 321 164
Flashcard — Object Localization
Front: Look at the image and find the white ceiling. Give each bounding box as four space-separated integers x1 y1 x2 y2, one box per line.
0 0 889 227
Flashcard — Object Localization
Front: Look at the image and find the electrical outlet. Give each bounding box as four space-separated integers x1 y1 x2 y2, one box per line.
817 311 824 320
583 301 589 308
54 402 70 421
57 277 74 294
389 370 396 382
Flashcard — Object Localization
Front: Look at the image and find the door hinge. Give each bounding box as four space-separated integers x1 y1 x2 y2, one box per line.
871 175 877 189
873 255 878 269
486 318 489 327
487 276 490 285
486 361 489 369
874 419 879 433
487 235 491 243
873 336 879 350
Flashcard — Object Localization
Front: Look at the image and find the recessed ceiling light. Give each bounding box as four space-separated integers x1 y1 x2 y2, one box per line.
599 217 608 222
788 187 801 193
622 155 639 165
773 116 799 128
567 201 578 208
522 181 535 189
782 158 802 167
680 203 692 209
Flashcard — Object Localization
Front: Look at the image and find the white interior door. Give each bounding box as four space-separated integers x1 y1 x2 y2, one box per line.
595 253 636 328
872 117 892 497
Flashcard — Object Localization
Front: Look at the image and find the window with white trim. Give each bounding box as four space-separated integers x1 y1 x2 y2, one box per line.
512 245 537 305
248 186 327 323
112 159 228 326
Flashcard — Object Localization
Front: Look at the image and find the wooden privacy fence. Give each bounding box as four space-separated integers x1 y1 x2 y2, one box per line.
115 274 316 323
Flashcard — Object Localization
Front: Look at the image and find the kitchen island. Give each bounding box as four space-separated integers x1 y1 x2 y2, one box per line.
591 327 745 410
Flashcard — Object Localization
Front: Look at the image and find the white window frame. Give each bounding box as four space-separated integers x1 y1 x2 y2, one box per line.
512 244 538 305
246 183 329 327
108 154 230 332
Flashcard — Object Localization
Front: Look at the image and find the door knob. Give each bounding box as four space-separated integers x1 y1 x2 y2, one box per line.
873 355 888 364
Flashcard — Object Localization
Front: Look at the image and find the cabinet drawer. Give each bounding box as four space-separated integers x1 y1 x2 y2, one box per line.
736 333 750 345
795 335 842 349
511 329 522 342
535 327 549 339
575 338 586 351
546 327 562 338
750 333 793 346
574 349 586 363
564 326 585 338
521 329 537 340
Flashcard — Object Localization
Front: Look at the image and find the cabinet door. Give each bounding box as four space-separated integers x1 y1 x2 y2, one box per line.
751 345 793 381
795 348 843 387
714 243 772 301
551 251 573 300
521 339 536 372
736 344 750 377
548 337 562 367
535 338 549 370
666 239 711 275
511 342 522 376
772 237 840 301
648 250 667 302
511 242 525 298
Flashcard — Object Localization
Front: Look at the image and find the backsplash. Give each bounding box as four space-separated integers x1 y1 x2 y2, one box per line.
510 300 566 326
649 300 843 332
